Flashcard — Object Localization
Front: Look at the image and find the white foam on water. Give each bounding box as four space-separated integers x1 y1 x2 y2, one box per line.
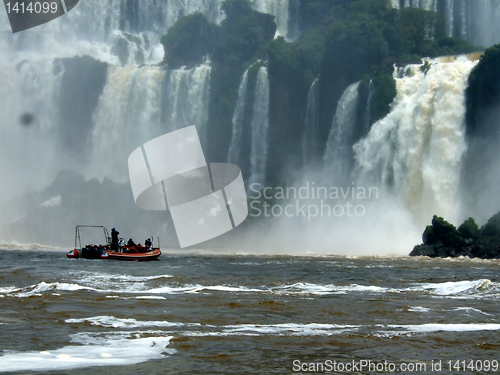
388 323 500 333
63 317 357 337
0 333 174 372
2 282 101 298
1 280 420 298
73 272 174 291
453 307 493 316
65 316 188 329
275 282 389 295
408 306 430 313
144 284 266 294
135 296 167 300
220 323 359 336
0 287 22 294
415 279 496 296
87 274 173 282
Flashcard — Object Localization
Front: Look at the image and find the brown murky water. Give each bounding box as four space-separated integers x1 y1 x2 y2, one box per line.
1 250 500 374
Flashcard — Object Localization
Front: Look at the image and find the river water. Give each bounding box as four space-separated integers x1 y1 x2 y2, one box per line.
0 249 499 374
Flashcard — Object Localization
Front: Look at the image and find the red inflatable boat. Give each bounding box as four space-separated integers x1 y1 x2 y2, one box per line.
67 225 161 261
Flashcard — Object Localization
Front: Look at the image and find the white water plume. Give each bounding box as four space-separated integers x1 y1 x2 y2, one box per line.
228 69 250 165
249 67 270 190
323 81 360 183
354 56 478 225
89 62 211 182
393 0 500 47
302 78 319 166
251 0 290 39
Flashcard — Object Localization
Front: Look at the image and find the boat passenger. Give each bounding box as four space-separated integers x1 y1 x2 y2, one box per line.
145 238 152 248
111 228 119 250
127 238 136 247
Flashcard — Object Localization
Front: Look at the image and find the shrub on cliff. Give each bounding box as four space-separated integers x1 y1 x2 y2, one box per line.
458 217 479 240
430 215 463 249
481 212 500 238
161 13 221 69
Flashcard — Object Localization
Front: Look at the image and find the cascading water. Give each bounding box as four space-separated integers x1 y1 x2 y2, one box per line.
393 0 500 47
228 69 250 165
90 62 211 182
251 0 291 40
0 0 225 65
302 78 318 166
353 55 479 225
89 65 165 182
162 62 212 143
323 82 360 183
365 79 375 133
249 67 270 189
0 0 298 65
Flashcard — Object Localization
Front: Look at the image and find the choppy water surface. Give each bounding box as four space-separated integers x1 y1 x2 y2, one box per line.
0 250 499 374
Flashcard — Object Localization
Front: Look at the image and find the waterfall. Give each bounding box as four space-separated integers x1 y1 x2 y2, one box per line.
228 69 250 165
353 56 478 225
249 67 270 189
0 0 297 65
365 79 375 133
89 66 165 182
89 62 211 182
419 0 437 11
323 82 360 183
0 0 225 65
391 0 500 46
445 0 454 37
162 62 212 142
251 0 290 40
302 78 319 166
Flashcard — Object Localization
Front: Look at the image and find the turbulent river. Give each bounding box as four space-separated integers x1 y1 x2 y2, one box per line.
1 250 499 373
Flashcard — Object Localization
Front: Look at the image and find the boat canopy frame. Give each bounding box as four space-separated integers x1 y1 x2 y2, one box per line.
74 225 111 251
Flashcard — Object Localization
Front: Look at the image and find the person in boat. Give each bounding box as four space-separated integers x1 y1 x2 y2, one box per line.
145 237 152 248
111 228 119 250
127 238 136 247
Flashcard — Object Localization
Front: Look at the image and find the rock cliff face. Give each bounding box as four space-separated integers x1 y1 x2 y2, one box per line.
410 212 500 258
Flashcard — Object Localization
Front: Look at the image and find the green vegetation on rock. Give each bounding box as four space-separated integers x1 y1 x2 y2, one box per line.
411 212 500 258
161 13 221 69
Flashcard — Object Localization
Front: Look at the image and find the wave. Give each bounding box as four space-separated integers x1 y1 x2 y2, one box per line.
218 323 359 336
66 316 191 329
387 323 500 333
453 307 493 316
0 333 173 373
275 282 390 295
414 279 498 296
64 316 359 337
3 279 498 299
0 282 100 297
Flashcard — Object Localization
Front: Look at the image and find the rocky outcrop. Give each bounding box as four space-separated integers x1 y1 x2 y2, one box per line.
410 212 500 258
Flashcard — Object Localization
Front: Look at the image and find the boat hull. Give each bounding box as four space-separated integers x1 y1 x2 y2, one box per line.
101 249 161 261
